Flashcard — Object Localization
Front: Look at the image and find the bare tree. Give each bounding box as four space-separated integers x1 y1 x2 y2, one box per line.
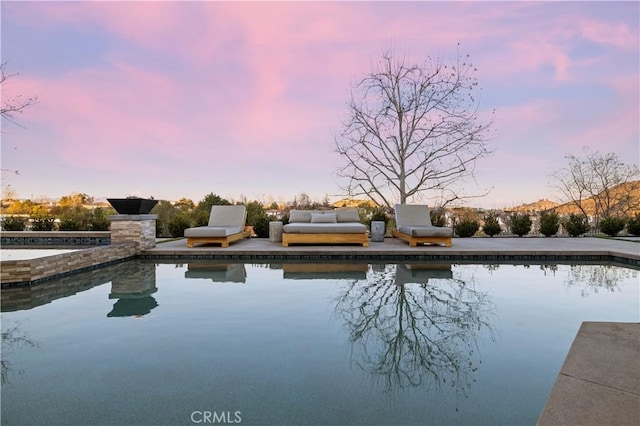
1 62 38 180
1 62 38 126
335 47 494 209
551 148 640 223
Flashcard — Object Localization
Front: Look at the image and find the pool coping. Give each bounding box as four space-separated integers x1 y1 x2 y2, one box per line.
537 322 639 426
142 236 640 267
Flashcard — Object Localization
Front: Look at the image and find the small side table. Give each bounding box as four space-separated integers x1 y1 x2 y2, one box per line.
269 221 283 242
371 221 385 242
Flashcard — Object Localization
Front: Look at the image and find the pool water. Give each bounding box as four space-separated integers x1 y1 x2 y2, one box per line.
1 260 638 426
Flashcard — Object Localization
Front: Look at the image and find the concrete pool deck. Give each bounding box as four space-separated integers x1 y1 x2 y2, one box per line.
537 322 639 426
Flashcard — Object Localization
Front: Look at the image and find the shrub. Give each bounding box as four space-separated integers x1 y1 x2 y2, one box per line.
246 201 266 226
58 217 83 231
152 200 179 237
599 216 626 237
58 219 79 230
510 214 532 237
430 209 447 227
482 213 501 237
1 216 27 231
454 219 479 237
57 206 90 231
31 216 56 231
168 213 192 238
539 210 560 237
88 207 110 231
252 215 271 238
564 214 590 237
194 193 231 226
369 207 389 226
193 209 210 227
627 214 640 236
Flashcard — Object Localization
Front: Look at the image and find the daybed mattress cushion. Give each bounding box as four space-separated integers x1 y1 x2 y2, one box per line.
284 222 367 234
397 225 453 238
184 226 244 238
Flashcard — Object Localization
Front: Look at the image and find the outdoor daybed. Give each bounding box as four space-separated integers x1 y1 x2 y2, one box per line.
282 209 368 247
184 205 251 248
391 204 453 247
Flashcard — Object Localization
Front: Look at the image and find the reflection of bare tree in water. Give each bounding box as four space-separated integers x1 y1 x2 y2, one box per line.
563 264 638 296
335 264 495 399
1 321 37 385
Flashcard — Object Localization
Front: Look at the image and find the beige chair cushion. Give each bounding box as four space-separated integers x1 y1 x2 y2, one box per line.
208 205 247 227
394 204 432 227
397 225 453 238
184 226 243 237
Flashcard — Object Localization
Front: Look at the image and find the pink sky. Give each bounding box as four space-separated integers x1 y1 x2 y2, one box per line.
1 1 638 208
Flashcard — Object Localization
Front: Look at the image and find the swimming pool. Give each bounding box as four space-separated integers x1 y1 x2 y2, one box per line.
1 260 638 425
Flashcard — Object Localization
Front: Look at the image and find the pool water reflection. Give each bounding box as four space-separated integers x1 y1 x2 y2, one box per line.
1 260 638 426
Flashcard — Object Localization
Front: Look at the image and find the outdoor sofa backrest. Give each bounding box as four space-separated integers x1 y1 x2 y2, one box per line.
288 209 361 224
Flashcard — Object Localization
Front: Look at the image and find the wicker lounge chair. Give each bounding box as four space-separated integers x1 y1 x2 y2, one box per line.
184 205 251 248
391 204 453 247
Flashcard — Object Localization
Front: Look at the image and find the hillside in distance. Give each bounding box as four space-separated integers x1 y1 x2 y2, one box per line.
507 180 640 216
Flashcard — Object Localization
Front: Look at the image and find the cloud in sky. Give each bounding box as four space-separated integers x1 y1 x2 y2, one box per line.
1 1 638 208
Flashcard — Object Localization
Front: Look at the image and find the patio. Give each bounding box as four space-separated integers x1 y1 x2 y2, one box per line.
143 235 640 267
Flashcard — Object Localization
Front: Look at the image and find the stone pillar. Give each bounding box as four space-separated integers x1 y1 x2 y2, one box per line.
109 214 157 250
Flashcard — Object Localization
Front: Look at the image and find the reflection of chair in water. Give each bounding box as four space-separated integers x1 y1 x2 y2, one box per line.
394 264 453 285
185 263 247 283
283 263 368 280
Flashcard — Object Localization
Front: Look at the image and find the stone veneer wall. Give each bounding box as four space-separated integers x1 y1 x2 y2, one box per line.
1 242 138 286
109 215 156 250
